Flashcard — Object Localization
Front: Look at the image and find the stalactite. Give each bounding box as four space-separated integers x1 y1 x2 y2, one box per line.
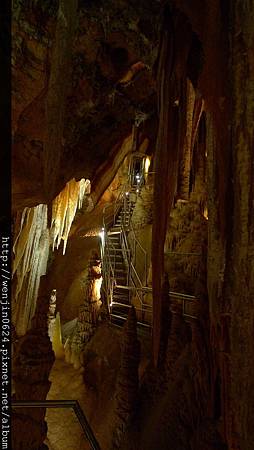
51 178 90 254
191 111 207 210
13 204 50 336
178 79 196 199
152 8 179 368
152 6 193 366
13 179 90 336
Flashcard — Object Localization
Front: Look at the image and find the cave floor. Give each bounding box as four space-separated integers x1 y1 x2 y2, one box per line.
45 359 90 450
44 324 152 450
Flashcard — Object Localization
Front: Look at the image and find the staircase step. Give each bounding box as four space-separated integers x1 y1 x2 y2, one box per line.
115 279 127 284
115 276 126 281
108 241 121 247
114 285 129 290
112 293 130 299
113 298 130 304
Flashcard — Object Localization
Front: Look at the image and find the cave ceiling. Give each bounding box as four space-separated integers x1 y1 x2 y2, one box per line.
12 0 160 211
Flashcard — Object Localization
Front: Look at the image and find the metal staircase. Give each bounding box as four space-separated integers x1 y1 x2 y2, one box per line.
101 156 200 330
101 182 153 329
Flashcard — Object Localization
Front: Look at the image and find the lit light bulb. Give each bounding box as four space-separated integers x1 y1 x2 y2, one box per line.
136 189 139 193
125 192 129 196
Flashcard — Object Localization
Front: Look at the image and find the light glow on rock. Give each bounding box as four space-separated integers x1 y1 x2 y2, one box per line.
144 156 151 174
13 178 91 335
13 204 50 335
51 178 90 254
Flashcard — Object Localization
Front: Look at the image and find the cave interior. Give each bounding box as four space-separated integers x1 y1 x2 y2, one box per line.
11 1 254 450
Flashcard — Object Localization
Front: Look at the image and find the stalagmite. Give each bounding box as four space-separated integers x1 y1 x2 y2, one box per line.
12 276 55 450
51 312 65 359
65 252 102 368
51 178 90 254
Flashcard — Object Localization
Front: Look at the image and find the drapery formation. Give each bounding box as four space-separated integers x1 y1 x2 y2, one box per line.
51 178 90 254
152 7 205 366
152 8 193 366
13 178 90 335
13 204 50 335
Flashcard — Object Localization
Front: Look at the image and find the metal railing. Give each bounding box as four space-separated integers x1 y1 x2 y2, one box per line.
111 284 198 320
101 179 200 325
165 251 201 256
118 191 149 314
115 187 149 317
11 399 100 450
102 184 135 313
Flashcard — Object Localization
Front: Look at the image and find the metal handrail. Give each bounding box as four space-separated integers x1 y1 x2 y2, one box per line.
165 251 201 256
120 191 149 311
103 231 118 309
11 399 100 450
102 179 200 323
102 183 148 318
113 283 197 301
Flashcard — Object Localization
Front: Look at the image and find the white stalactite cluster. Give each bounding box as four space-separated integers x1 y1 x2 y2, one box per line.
51 178 90 254
13 178 90 335
13 204 50 335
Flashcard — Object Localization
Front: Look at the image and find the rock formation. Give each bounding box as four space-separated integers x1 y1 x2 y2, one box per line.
113 306 140 448
12 276 55 450
65 251 102 368
10 1 254 449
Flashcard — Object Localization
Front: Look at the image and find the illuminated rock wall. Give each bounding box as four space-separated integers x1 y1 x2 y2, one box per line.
12 178 90 336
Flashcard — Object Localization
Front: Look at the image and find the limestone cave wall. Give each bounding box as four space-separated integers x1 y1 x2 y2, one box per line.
11 1 254 450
